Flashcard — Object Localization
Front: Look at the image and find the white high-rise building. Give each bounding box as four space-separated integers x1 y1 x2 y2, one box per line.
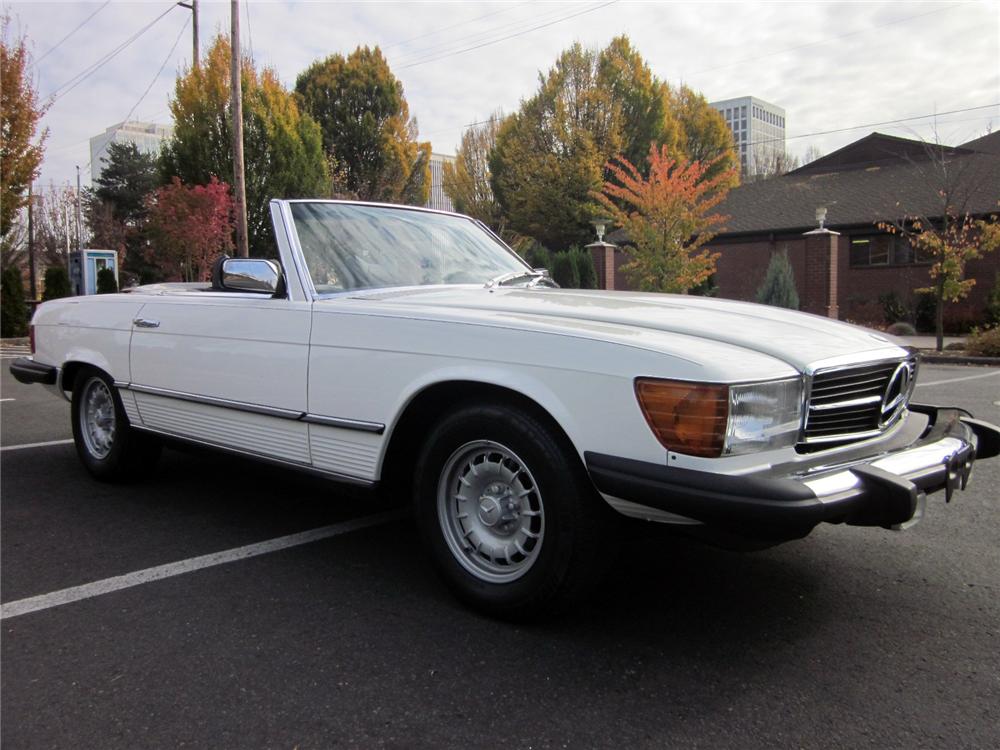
89 121 174 182
708 96 786 176
425 152 456 212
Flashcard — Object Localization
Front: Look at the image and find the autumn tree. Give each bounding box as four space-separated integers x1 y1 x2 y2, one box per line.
671 86 738 184
146 177 234 282
593 144 736 293
490 37 735 250
879 138 1000 350
443 112 504 231
295 46 431 205
1 15 48 242
161 35 328 257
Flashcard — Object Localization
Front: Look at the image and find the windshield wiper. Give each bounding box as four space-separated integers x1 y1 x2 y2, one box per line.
484 270 546 289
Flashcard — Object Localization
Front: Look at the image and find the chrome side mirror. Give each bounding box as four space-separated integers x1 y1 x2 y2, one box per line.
221 259 282 294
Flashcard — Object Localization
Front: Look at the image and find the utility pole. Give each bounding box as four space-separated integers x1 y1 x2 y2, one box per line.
231 0 249 257
75 166 83 252
27 183 36 301
177 0 199 67
64 201 71 272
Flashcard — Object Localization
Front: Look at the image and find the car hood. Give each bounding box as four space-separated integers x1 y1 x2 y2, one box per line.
335 286 906 372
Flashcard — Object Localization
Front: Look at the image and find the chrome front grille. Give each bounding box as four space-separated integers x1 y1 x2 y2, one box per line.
800 358 916 450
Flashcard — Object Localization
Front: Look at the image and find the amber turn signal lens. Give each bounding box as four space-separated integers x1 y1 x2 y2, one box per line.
635 378 728 457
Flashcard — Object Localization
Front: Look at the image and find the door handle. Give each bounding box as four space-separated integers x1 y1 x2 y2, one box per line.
133 318 160 328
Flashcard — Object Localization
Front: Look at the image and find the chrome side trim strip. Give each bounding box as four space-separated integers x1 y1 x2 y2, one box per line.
301 413 385 434
119 383 304 420
116 382 386 434
130 424 376 487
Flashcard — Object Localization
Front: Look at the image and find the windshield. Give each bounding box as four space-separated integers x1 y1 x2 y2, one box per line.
289 202 531 294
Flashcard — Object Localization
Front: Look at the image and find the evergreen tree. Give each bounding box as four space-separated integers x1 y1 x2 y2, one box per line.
41 266 71 300
96 267 118 294
1 266 28 336
550 251 580 288
573 246 598 289
756 250 800 309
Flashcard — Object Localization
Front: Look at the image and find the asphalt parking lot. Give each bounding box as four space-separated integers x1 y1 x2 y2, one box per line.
2 357 998 749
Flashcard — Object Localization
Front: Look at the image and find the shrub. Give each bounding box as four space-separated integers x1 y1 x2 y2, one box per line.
96 267 118 294
572 246 597 289
886 321 916 336
756 250 799 309
690 273 719 297
550 251 579 289
1 266 29 337
42 266 72 300
985 273 1000 327
514 239 550 271
965 326 1000 357
879 291 910 326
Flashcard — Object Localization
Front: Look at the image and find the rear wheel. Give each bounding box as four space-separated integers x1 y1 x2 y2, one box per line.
414 402 616 619
71 368 161 481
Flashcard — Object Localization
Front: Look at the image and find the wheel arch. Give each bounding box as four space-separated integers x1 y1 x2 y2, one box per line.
378 379 582 497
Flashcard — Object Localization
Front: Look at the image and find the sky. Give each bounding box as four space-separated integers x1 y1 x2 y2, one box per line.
6 0 1000 191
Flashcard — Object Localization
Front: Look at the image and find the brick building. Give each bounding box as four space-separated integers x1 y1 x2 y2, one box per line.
603 131 1000 329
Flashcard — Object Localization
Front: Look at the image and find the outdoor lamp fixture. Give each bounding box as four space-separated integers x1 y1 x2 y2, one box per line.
591 218 611 242
815 206 828 230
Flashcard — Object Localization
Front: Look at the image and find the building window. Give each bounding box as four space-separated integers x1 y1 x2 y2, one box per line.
741 105 746 117
849 235 923 266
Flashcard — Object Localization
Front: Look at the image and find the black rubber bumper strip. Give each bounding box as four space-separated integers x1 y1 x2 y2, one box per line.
583 409 982 535
9 357 57 386
585 452 848 534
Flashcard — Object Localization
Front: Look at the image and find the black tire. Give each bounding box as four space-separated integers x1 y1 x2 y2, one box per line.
71 367 161 481
414 402 617 620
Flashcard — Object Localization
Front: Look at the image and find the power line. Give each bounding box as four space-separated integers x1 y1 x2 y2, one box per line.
744 103 999 148
382 2 531 51
34 1 111 65
689 2 969 76
245 0 254 61
393 1 572 63
46 3 178 103
397 0 619 70
87 15 191 173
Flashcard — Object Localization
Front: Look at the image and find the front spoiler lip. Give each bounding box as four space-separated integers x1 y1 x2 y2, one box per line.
585 407 999 539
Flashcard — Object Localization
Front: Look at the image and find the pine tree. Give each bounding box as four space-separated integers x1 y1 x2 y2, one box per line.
1 266 28 336
756 250 800 309
41 266 72 300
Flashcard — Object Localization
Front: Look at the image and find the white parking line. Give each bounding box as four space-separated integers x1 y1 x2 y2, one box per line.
0 438 74 452
916 371 1000 388
0 398 15 402
0 509 407 620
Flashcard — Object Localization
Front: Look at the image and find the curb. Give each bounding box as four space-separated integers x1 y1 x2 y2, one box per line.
919 354 1000 366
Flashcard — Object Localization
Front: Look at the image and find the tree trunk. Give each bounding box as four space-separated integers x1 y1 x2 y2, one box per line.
935 277 945 352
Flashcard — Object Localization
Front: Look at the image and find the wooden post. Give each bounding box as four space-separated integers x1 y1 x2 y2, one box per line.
231 0 249 258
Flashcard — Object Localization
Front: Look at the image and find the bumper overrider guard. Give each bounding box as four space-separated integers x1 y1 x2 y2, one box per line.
586 406 1000 540
9 357 58 385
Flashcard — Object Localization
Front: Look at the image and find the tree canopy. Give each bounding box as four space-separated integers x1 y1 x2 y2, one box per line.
593 143 735 293
146 176 234 282
1 16 48 240
442 112 504 231
489 36 735 250
295 46 430 205
161 35 328 257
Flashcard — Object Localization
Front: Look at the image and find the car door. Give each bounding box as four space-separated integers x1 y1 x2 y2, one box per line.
127 293 313 465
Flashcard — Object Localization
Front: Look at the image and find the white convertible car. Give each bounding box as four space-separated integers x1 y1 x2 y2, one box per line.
12 200 1000 617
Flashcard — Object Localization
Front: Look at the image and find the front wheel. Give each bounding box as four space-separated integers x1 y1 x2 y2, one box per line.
414 403 616 619
71 368 161 481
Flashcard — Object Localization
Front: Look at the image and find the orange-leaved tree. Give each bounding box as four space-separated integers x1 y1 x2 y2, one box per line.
146 177 234 282
593 143 735 293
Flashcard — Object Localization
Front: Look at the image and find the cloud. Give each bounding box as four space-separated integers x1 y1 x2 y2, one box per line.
10 0 997 187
